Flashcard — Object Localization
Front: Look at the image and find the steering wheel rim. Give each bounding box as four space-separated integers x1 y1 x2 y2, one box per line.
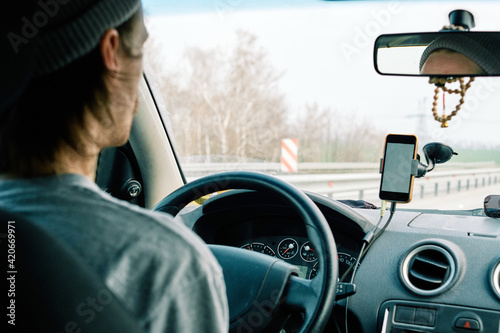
154 171 338 333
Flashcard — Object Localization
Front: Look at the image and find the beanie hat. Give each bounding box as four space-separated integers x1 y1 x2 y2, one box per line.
1 0 140 110
35 0 141 75
5 0 141 76
419 33 500 74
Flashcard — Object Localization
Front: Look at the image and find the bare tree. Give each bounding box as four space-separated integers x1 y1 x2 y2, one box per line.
295 103 384 163
147 30 289 162
146 29 383 164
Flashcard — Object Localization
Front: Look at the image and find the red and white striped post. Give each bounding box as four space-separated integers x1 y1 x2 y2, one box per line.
281 138 298 173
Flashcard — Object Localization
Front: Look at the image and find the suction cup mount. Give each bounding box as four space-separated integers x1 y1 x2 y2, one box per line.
415 142 458 178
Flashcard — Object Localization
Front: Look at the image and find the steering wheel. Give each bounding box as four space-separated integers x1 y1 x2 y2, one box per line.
154 171 338 333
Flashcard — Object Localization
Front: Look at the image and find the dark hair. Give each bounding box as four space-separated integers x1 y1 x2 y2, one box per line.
0 12 138 177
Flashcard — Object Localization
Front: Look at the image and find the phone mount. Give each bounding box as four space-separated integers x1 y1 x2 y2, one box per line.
415 142 458 178
379 142 457 178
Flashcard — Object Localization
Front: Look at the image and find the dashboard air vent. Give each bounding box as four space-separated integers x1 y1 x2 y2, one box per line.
401 244 456 296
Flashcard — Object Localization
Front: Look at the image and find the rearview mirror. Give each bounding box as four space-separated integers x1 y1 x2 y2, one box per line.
374 32 500 76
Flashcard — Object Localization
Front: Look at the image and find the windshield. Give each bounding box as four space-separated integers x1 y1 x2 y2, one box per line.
142 0 500 211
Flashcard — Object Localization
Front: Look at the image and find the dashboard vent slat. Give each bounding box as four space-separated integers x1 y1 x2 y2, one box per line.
413 255 450 271
409 270 444 285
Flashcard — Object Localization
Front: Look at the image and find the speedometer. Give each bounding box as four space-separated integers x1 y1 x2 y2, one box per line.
338 252 358 279
241 243 276 257
308 253 358 280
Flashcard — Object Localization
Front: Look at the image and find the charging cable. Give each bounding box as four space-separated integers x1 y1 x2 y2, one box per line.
342 201 397 333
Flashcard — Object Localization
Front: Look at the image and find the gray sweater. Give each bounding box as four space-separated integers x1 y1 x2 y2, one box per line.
0 173 228 332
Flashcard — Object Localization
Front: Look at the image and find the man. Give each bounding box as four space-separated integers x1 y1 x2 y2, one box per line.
420 48 486 75
419 34 500 75
0 1 228 332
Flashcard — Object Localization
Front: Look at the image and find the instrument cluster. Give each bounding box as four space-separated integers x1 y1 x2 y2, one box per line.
239 236 358 280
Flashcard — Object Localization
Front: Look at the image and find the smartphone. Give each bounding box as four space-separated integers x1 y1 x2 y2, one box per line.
379 134 418 203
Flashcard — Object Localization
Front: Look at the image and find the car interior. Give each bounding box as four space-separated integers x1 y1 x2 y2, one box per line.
2 1 500 333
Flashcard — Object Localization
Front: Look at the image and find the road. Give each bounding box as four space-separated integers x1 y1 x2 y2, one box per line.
184 162 500 212
334 182 500 211
405 183 500 210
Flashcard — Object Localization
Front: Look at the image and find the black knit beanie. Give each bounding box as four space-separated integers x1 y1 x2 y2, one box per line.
34 0 141 75
1 0 141 109
419 33 500 74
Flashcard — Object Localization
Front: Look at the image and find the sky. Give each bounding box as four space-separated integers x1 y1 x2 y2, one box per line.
143 0 326 15
141 0 500 149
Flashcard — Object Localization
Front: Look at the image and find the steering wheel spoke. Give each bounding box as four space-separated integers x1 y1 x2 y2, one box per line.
284 276 320 320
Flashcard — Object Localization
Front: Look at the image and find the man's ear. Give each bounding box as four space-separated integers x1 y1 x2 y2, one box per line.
100 29 120 71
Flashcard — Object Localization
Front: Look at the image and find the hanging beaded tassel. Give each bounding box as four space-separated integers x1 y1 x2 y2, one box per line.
430 77 474 128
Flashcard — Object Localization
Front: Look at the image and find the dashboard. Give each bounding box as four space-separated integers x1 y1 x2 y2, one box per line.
180 190 369 283
179 189 500 332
